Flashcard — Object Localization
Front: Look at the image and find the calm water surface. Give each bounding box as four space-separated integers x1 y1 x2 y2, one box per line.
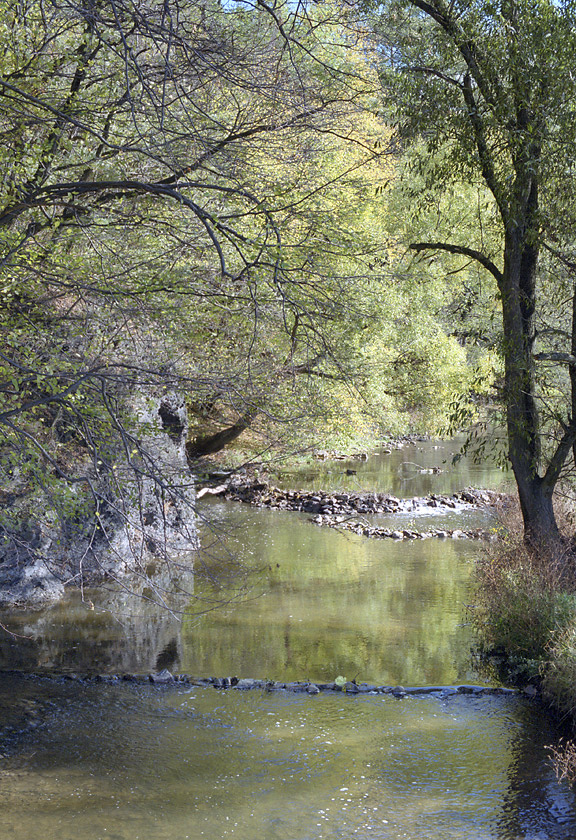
0 441 574 839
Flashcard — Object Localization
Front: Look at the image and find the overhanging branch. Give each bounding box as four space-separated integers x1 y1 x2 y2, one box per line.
410 241 503 283
543 420 576 492
534 352 576 366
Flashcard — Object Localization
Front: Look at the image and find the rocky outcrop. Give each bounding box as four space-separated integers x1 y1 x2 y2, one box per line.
0 391 196 606
102 391 197 571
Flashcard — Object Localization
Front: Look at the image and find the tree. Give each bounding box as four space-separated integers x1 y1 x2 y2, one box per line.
369 0 576 544
0 0 499 606
0 0 398 598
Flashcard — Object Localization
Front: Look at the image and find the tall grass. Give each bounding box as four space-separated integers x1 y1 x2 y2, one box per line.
473 500 576 780
473 508 576 683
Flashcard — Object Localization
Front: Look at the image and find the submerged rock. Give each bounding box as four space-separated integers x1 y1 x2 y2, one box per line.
150 669 175 684
1 669 520 702
391 685 407 698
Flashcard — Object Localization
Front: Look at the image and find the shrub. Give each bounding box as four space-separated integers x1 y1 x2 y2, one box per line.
543 626 576 718
473 526 576 679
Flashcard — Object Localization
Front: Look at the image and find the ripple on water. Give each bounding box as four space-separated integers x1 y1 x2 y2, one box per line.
0 678 573 840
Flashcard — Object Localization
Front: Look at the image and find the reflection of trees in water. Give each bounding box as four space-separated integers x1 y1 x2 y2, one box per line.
277 439 508 499
496 701 576 839
155 637 179 673
0 566 194 674
182 515 476 684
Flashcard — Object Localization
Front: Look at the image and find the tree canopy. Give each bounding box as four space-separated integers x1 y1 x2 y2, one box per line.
0 0 522 597
368 0 576 543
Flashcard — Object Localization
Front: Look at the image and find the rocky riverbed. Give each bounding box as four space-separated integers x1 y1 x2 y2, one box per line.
310 514 496 540
0 668 523 698
198 477 506 540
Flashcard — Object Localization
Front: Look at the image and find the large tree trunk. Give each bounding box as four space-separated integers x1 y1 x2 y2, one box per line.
512 469 559 544
500 204 561 543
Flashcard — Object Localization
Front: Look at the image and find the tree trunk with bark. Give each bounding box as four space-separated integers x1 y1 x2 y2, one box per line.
498 192 563 541
186 408 258 459
399 0 576 547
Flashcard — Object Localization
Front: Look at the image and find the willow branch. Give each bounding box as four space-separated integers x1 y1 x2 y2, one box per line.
409 241 503 282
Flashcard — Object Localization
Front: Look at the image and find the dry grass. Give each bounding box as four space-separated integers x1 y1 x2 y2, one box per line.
473 501 576 680
474 495 576 781
547 738 576 785
543 626 576 718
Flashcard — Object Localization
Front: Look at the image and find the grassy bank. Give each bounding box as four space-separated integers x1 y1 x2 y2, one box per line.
473 509 576 776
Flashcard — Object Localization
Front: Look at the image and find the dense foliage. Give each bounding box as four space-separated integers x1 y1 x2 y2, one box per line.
0 0 509 587
367 0 576 541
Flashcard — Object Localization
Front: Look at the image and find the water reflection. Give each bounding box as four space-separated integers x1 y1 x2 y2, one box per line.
0 587 184 675
0 438 504 679
186 502 480 685
273 436 509 498
0 436 573 840
496 703 576 838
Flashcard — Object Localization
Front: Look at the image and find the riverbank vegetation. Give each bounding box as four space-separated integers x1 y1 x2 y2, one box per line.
474 517 576 683
472 507 576 776
3 0 576 739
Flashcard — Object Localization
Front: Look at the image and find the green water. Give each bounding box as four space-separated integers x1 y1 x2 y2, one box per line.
271 435 508 498
0 441 574 839
185 502 478 685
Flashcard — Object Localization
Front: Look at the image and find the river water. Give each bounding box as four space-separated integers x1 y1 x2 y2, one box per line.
0 439 575 839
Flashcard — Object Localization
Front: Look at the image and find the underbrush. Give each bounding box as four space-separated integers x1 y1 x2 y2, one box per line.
473 506 576 781
473 511 576 688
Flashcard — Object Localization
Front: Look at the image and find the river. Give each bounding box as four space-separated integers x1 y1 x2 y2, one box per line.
0 438 574 839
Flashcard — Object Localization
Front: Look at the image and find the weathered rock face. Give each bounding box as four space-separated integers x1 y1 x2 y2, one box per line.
101 391 197 574
0 391 196 606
